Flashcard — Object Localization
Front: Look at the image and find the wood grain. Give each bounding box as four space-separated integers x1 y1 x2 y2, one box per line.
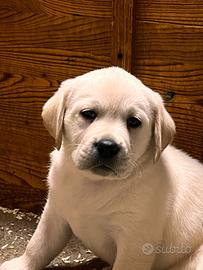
133 2 203 161
0 1 112 79
39 0 112 18
0 74 53 210
136 0 203 26
0 15 111 56
0 48 110 81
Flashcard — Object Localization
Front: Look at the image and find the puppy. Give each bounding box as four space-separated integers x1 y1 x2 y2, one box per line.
1 67 203 270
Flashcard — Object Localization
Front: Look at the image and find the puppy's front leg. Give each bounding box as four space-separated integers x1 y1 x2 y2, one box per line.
112 243 155 270
0 200 72 270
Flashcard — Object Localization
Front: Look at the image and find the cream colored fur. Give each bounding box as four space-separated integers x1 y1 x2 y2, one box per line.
1 67 203 270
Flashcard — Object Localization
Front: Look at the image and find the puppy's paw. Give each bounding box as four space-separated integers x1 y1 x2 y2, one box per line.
0 256 31 270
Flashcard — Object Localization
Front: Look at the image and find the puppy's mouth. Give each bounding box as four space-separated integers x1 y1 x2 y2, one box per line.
91 164 116 176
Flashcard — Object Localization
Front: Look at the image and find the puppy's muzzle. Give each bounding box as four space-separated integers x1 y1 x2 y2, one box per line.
94 139 121 160
73 138 128 177
90 138 121 176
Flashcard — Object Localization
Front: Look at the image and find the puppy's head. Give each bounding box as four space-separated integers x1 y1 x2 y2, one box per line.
42 67 175 180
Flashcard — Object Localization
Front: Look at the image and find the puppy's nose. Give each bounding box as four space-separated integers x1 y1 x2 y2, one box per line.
94 139 120 159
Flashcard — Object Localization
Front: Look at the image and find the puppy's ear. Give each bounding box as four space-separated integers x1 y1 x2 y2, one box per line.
153 94 176 162
41 80 73 150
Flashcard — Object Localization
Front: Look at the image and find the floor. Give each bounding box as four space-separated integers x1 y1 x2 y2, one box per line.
0 207 108 270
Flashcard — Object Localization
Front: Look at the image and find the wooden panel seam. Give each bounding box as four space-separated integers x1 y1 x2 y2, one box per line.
112 0 135 72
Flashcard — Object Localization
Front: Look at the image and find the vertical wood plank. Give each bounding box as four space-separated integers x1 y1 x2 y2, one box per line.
111 0 135 72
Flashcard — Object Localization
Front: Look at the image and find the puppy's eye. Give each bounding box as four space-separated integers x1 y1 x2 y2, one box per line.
127 117 142 129
80 109 97 121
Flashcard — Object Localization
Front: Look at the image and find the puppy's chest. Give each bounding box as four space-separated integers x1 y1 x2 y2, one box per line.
65 189 108 229
54 181 121 261
55 176 122 217
67 204 114 258
53 176 154 232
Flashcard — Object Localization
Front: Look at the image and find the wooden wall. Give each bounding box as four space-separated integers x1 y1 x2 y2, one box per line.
0 0 202 212
0 0 134 212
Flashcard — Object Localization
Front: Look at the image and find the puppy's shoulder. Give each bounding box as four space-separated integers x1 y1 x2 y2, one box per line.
163 145 203 168
161 145 203 185
50 148 60 163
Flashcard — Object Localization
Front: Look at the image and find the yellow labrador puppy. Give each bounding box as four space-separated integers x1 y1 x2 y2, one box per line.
1 67 203 270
